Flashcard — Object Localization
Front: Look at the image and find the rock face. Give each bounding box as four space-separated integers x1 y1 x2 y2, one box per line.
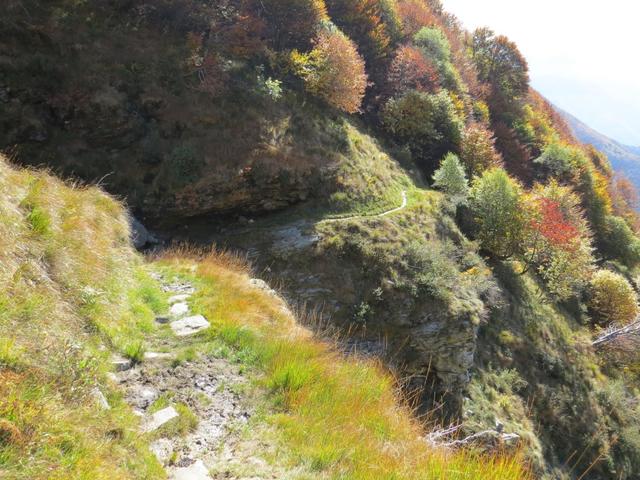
176 217 485 418
130 216 158 250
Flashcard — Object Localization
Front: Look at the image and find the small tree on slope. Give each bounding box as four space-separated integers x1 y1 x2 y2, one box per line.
432 153 469 205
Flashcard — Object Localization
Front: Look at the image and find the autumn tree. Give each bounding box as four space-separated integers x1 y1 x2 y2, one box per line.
257 0 328 50
397 0 435 37
381 90 463 171
324 0 393 76
292 29 368 113
378 0 403 43
523 182 594 299
610 173 640 231
432 153 469 204
471 28 529 124
589 270 639 327
386 44 439 96
459 123 503 177
468 168 525 259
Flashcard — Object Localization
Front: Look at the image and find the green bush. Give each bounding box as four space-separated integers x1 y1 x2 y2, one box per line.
589 270 639 327
432 153 469 205
469 168 525 259
382 90 463 172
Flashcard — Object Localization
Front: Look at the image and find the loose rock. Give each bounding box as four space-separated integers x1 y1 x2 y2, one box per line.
142 406 179 433
170 460 212 480
170 302 190 317
171 315 210 337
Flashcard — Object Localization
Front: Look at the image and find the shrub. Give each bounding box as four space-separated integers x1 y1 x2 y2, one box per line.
533 141 582 183
460 123 503 177
601 215 640 266
166 144 202 184
381 90 463 171
386 44 439 96
292 29 368 113
589 270 639 327
469 168 525 259
522 182 594 299
432 153 469 204
413 26 450 63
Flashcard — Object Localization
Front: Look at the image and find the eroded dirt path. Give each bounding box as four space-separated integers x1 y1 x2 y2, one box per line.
111 273 289 480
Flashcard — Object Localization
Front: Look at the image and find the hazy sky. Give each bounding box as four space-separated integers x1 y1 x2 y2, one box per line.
441 0 640 146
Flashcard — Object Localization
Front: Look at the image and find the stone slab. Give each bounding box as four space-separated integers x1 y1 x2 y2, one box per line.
142 406 179 433
169 294 191 304
170 302 190 317
171 315 210 337
170 460 212 480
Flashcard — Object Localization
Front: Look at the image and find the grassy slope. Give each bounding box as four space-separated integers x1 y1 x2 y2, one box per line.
158 250 529 480
0 157 164 479
0 156 529 478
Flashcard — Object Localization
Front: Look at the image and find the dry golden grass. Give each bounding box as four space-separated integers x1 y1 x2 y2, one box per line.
158 247 531 480
0 156 163 479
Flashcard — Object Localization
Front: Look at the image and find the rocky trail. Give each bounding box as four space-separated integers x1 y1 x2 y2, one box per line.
108 274 279 480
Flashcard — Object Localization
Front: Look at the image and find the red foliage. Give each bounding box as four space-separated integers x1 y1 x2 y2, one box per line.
531 198 580 248
386 44 439 96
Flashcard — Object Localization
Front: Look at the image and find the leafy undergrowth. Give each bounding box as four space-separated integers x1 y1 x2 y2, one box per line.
157 248 530 480
0 157 164 479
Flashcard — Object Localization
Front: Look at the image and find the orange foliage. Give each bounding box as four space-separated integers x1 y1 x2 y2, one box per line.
302 30 368 113
397 0 436 37
386 44 439 96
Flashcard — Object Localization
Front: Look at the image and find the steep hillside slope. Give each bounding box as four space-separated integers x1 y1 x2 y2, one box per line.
559 108 640 190
5 1 640 479
0 155 530 479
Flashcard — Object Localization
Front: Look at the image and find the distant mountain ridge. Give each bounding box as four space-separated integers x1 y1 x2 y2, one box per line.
558 108 640 188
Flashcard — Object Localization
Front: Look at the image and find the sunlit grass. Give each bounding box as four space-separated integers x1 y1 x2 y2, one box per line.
158 248 531 480
0 156 164 479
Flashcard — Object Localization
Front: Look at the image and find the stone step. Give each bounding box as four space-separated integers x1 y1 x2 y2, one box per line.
171 315 211 337
142 406 179 433
169 294 191 304
144 351 175 362
170 460 212 480
111 356 132 372
170 302 190 317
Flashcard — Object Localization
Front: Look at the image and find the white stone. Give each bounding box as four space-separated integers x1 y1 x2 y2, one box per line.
170 302 190 317
144 351 174 361
171 315 210 337
170 460 212 480
142 406 179 433
169 294 191 304
91 387 110 410
150 438 174 464
112 357 132 372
